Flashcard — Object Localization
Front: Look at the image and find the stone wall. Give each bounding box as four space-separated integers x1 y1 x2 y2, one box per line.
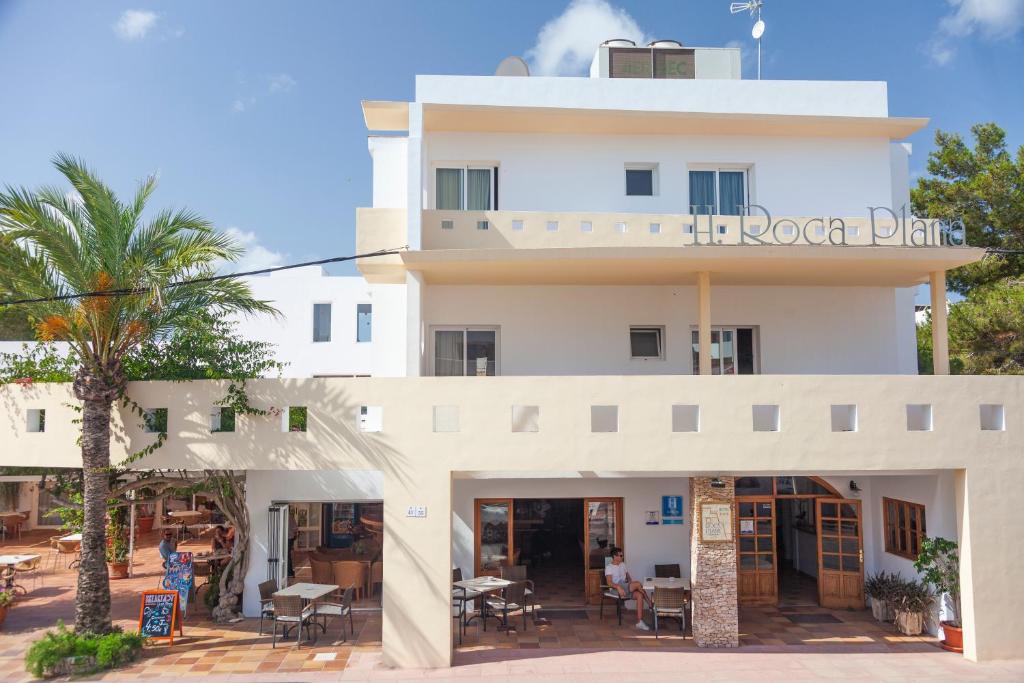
689 476 739 647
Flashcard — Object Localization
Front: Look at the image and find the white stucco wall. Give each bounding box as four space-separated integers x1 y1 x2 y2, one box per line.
421 284 918 375
368 136 408 209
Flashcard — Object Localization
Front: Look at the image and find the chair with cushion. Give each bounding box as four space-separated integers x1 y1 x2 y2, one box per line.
599 581 630 625
314 585 354 642
310 557 334 585
56 539 80 569
270 593 316 648
484 580 531 634
652 585 689 638
11 555 43 595
258 579 278 635
655 563 682 578
333 560 366 601
499 565 535 622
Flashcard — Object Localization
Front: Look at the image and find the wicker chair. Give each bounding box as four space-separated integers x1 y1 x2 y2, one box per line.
484 580 531 634
499 565 535 621
270 593 315 648
310 558 333 585
369 561 382 597
652 586 689 638
314 585 354 642
11 555 43 595
258 579 278 635
332 561 366 601
56 539 80 570
654 564 682 578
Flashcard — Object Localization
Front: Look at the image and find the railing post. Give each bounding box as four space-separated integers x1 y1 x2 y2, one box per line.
698 271 712 375
930 270 949 375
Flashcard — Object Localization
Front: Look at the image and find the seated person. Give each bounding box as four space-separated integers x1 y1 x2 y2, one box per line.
605 546 651 631
224 526 235 549
159 529 177 569
210 525 231 567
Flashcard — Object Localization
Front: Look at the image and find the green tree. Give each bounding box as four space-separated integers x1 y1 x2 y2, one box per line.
0 154 273 634
0 303 33 340
911 122 1024 294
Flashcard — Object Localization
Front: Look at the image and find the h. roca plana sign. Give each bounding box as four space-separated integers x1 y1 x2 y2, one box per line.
690 205 967 247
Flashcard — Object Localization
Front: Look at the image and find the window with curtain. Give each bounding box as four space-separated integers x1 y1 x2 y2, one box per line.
688 170 716 215
718 171 745 215
356 303 372 343
433 328 498 376
313 303 331 342
435 168 463 210
688 169 748 215
467 169 491 210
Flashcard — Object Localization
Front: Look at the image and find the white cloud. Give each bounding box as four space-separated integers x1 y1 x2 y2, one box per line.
927 0 1024 64
526 0 650 76
268 74 297 94
219 227 287 274
113 9 159 41
231 74 297 113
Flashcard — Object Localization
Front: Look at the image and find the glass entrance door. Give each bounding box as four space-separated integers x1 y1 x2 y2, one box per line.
736 497 778 605
584 498 623 603
816 498 864 609
475 499 512 577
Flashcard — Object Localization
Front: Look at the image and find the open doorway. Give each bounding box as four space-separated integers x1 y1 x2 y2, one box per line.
775 498 819 605
513 498 584 606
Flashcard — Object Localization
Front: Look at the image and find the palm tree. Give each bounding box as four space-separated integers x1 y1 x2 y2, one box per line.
0 154 274 634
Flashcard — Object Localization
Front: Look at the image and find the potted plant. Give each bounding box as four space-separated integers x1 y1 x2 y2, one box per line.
135 490 156 534
864 571 897 622
0 590 13 628
106 508 130 579
892 577 932 636
915 536 962 652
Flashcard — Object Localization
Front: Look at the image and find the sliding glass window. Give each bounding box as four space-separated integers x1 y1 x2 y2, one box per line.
435 166 496 210
688 168 748 215
433 327 498 376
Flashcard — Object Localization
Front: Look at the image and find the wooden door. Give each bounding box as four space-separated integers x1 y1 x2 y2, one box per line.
816 498 864 609
474 499 512 577
584 498 623 604
736 497 778 605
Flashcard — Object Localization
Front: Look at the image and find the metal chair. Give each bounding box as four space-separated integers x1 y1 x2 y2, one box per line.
314 585 355 642
56 539 80 569
11 555 42 595
270 593 316 648
654 563 682 578
451 568 480 634
652 586 689 638
484 580 531 634
257 579 278 635
599 582 629 625
499 565 535 621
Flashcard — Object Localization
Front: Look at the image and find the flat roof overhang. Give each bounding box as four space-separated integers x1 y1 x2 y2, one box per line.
394 246 984 286
362 100 927 139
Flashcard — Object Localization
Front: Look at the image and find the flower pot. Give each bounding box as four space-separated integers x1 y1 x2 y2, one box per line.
940 621 964 653
137 515 155 534
870 597 892 622
108 561 130 579
895 610 924 636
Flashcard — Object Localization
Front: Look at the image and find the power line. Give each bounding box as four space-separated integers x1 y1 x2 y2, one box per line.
0 246 407 307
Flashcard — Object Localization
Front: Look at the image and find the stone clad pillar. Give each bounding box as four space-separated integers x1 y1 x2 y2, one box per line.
689 476 739 647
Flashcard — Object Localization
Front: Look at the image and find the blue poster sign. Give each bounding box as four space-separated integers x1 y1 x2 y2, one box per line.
662 495 684 525
162 551 194 616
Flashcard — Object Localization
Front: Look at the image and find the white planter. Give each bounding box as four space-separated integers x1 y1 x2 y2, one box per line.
896 610 924 636
870 597 892 622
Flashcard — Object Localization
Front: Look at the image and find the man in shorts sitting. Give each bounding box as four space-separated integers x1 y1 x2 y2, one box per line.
605 546 651 630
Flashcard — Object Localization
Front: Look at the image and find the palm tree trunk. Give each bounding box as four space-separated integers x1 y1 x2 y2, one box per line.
75 397 113 634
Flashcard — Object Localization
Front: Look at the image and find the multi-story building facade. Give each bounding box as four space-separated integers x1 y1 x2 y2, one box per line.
2 42 1021 669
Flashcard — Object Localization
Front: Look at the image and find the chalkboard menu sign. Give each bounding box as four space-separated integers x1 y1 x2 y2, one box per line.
138 590 181 643
161 551 194 616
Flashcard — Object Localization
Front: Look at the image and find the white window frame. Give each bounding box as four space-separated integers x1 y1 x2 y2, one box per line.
429 325 501 376
689 325 761 374
312 301 332 343
624 163 659 197
629 325 665 361
432 163 498 210
687 165 752 214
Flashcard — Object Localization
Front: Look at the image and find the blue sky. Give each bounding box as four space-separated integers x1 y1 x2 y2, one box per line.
1 0 1022 280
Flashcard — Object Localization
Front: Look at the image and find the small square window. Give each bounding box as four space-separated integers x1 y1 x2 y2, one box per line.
591 405 618 433
284 406 308 433
144 408 168 434
210 407 235 433
630 326 664 360
980 404 1004 431
649 223 661 234
781 223 796 237
846 226 860 237
615 222 628 234
672 405 700 433
433 405 460 433
359 405 383 433
26 409 45 433
511 219 524 231
831 405 857 432
511 405 539 433
906 404 932 432
717 224 728 235
441 219 454 230
546 221 559 232
476 220 489 231
682 223 694 235
752 405 780 432
625 168 655 196
580 221 593 233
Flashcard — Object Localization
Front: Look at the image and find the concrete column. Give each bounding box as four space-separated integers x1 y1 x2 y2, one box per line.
698 272 712 375
930 270 949 375
689 476 738 647
381 467 452 668
405 271 424 377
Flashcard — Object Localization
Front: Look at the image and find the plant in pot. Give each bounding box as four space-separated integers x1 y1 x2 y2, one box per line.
136 489 156 534
0 589 14 629
864 571 898 622
106 507 130 579
914 536 962 652
892 577 932 636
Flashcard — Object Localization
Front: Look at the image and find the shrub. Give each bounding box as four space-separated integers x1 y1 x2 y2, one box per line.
915 536 961 627
892 577 932 614
24 621 145 678
0 590 14 608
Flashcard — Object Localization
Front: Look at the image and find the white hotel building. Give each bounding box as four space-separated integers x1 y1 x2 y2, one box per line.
2 41 1022 668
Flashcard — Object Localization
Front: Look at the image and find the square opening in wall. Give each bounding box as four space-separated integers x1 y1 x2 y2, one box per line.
511 405 539 433
433 405 460 433
546 221 559 232
980 404 1005 431
615 222 628 234
26 408 45 433
682 223 693 235
672 405 699 433
210 407 236 433
284 406 307 433
511 219 524 231
359 405 383 433
441 219 454 230
831 404 857 432
649 223 661 234
143 408 168 434
906 404 932 432
591 405 618 433
580 221 593 233
752 405 780 432
476 220 489 231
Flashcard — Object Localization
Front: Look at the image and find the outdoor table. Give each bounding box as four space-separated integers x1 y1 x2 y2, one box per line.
59 532 82 542
167 510 204 540
0 554 40 590
454 577 512 630
274 582 340 640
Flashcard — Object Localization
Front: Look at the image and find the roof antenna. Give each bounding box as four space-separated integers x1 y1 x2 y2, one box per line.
730 0 765 80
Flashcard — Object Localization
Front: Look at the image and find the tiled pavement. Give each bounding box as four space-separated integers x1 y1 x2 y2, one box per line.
2 530 1024 681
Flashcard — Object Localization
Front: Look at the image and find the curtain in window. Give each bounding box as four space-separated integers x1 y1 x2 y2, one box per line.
688 171 716 215
467 169 491 210
718 171 745 215
466 330 496 375
313 303 331 342
436 168 463 210
434 330 464 376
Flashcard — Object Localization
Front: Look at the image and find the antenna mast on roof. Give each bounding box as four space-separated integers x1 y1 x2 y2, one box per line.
730 0 765 80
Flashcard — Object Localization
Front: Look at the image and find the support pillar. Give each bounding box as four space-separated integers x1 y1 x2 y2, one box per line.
930 270 949 375
689 476 738 647
698 272 712 375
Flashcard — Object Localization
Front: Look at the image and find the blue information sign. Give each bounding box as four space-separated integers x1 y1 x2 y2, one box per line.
662 495 684 525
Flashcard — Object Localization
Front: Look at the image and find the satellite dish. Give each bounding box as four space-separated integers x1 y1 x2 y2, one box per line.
495 56 530 77
751 19 765 39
